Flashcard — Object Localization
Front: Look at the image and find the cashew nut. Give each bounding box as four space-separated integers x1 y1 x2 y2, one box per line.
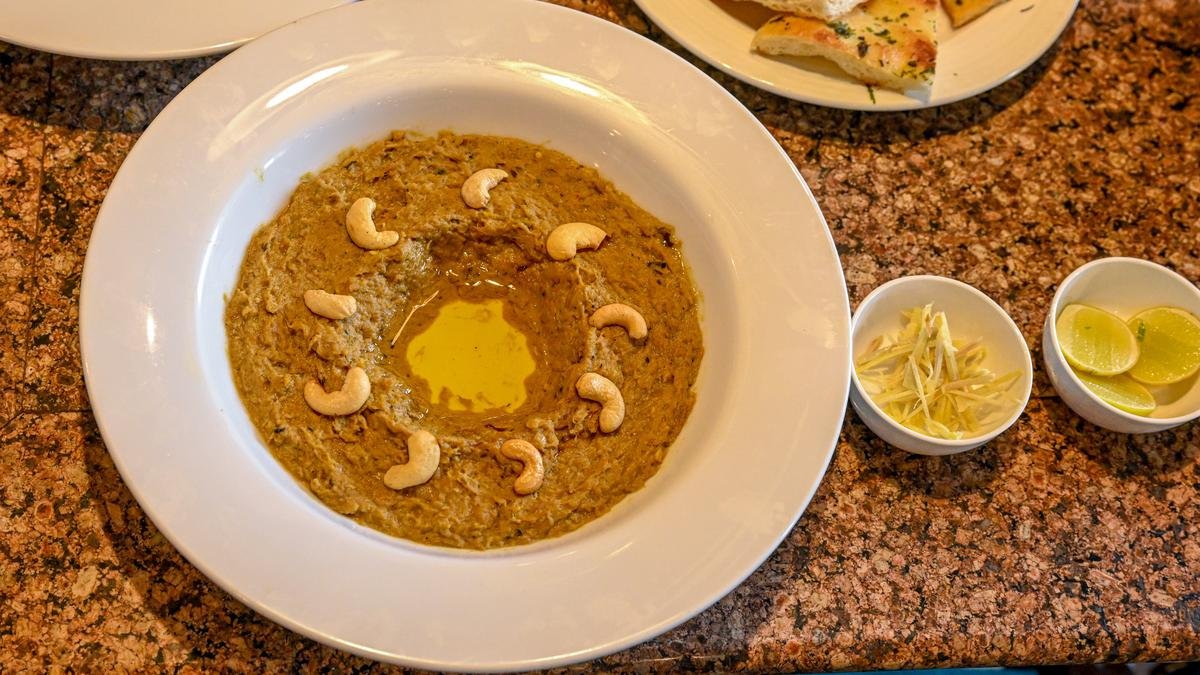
384 430 441 490
304 366 370 416
589 303 648 340
461 168 509 209
575 372 625 433
498 439 545 495
546 222 607 261
303 289 357 320
345 197 400 250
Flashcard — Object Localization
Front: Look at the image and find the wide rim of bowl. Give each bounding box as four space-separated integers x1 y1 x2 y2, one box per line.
1046 256 1200 427
77 0 851 669
850 275 1034 449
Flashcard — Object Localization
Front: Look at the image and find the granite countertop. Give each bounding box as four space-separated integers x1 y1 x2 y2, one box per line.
2 0 1198 670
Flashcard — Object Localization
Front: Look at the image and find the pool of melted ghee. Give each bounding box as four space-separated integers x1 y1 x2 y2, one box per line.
402 298 535 412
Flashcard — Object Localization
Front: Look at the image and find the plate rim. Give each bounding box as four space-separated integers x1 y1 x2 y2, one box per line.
0 0 351 60
632 0 1080 111
79 0 852 668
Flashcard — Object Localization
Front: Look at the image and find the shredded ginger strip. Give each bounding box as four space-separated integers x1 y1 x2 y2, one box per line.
855 304 1020 440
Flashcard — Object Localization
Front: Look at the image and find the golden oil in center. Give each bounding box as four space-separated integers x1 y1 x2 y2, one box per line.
403 298 535 412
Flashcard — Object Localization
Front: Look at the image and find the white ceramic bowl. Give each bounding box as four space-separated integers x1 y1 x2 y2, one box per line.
1043 257 1200 433
79 0 851 670
849 276 1033 455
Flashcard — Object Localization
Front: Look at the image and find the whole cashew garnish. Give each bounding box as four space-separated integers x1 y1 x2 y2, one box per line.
345 197 400 250
304 366 370 416
461 168 509 209
589 303 648 340
303 289 357 320
546 222 607 261
575 372 625 433
498 439 545 495
384 430 441 490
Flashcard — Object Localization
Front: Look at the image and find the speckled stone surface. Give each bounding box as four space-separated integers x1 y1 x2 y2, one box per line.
1 0 1198 670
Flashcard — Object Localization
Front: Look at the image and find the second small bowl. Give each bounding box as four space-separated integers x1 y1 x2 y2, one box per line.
1043 257 1200 433
849 275 1034 456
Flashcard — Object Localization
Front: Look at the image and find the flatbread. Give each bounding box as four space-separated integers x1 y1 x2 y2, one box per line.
752 0 937 92
941 0 1009 26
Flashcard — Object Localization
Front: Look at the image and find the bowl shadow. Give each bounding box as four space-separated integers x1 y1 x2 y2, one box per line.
0 42 52 123
842 410 1018 498
1040 395 1200 479
0 43 218 132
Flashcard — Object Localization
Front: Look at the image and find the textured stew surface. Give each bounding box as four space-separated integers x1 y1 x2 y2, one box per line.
225 131 704 549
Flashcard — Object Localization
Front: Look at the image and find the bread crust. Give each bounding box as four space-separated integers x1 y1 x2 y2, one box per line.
752 0 937 91
742 0 870 19
941 0 1009 27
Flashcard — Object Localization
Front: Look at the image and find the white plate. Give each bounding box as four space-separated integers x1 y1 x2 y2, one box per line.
0 0 348 60
633 0 1078 111
80 0 850 669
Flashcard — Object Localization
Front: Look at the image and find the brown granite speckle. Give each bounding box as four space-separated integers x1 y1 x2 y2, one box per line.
0 44 49 426
0 119 43 425
744 399 1200 671
1 0 1199 670
0 412 382 670
23 53 211 412
23 128 133 412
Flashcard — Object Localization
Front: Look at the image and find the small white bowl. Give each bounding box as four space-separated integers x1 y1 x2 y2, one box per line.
849 276 1034 456
1043 257 1200 433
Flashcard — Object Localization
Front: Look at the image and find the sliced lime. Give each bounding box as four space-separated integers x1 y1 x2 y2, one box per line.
1056 304 1139 376
1127 306 1200 385
1073 368 1156 416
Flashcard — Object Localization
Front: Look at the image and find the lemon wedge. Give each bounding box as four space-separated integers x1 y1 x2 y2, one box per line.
1126 306 1200 386
1072 369 1156 416
1055 304 1139 376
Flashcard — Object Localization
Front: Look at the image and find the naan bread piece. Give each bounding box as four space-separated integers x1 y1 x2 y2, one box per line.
941 0 1008 27
742 0 870 19
752 0 937 92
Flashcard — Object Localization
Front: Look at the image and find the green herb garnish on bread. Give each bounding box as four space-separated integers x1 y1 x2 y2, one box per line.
752 0 938 92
